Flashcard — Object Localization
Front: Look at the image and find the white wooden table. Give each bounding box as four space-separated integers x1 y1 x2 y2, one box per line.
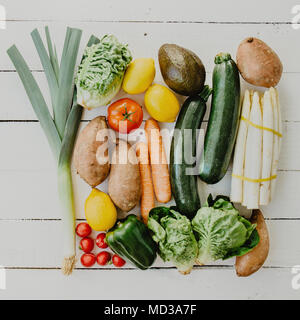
0 0 300 300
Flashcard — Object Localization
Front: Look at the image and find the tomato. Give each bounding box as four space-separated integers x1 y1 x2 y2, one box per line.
96 251 111 266
76 222 92 238
112 254 126 268
96 233 108 249
108 98 143 134
80 253 96 267
79 237 94 253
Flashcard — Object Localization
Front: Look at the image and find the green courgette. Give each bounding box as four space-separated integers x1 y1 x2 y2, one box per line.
170 85 212 219
199 53 240 184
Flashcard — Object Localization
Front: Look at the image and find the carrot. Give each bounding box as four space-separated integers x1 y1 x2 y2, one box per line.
136 142 155 224
144 119 172 203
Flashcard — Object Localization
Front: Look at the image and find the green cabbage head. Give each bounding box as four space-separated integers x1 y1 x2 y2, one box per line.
148 207 198 274
192 195 259 265
76 35 132 109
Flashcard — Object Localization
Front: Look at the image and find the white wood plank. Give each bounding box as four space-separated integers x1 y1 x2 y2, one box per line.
0 268 298 300
0 71 298 122
2 0 296 23
0 220 298 268
1 21 296 72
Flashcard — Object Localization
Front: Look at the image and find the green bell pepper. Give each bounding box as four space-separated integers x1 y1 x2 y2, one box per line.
106 214 157 270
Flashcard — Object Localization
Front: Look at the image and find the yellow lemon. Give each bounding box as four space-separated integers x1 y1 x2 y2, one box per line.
144 84 180 122
85 189 117 231
122 58 155 94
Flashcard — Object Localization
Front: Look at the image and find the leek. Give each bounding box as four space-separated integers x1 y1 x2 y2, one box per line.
7 27 99 275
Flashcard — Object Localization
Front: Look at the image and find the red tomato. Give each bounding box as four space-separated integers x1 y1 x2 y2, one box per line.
96 251 111 266
96 233 108 249
80 253 96 267
79 237 94 253
76 223 92 238
108 98 143 134
112 254 126 268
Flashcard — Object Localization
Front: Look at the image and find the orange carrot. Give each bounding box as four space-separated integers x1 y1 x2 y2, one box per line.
136 142 155 224
144 119 172 203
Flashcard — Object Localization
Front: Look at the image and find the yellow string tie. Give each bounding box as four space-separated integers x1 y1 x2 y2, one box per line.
232 173 277 183
241 116 283 137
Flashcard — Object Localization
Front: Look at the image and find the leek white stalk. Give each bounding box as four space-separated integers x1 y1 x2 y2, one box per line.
231 90 251 203
243 92 262 209
259 90 274 205
59 95 82 275
269 87 281 199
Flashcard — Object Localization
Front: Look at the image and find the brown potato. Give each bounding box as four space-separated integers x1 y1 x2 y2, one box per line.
108 139 141 212
236 37 282 87
74 116 110 187
235 209 269 277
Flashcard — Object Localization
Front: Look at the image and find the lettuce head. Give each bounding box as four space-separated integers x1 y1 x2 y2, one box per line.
148 207 198 274
76 35 132 109
192 195 259 265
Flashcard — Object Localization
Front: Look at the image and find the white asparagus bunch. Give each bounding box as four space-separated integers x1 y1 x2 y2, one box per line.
231 88 283 210
260 90 274 205
243 92 263 209
231 90 252 203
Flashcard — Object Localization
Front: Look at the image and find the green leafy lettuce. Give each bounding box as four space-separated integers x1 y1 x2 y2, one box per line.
148 207 198 274
192 195 259 265
76 34 132 108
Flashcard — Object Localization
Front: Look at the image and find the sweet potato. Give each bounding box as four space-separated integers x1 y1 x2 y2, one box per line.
108 139 141 212
236 37 282 88
235 209 269 277
74 116 110 187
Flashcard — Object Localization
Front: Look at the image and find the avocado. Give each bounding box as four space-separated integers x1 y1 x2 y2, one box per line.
158 44 206 96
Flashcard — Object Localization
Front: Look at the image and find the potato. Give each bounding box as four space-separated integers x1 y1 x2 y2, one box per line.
236 37 282 87
74 116 110 187
108 139 141 212
235 209 269 277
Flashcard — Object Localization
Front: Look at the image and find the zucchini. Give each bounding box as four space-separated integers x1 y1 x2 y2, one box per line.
199 53 240 184
170 85 212 218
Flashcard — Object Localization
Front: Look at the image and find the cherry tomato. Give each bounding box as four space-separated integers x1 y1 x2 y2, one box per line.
76 222 92 238
96 251 111 266
79 237 94 253
108 98 143 134
80 253 96 267
112 254 126 268
96 233 108 249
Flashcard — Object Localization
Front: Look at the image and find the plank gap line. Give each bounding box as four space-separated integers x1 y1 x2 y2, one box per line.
1 19 300 25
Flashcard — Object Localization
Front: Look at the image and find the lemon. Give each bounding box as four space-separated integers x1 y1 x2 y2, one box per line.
122 58 155 94
85 189 117 231
144 84 180 122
